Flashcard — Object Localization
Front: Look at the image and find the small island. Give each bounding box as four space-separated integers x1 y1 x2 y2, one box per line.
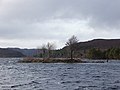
18 57 106 63
18 58 83 63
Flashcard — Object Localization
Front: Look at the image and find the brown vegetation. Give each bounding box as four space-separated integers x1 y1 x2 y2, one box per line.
18 57 83 63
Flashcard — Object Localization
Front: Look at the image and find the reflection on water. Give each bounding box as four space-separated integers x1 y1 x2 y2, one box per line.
0 58 120 90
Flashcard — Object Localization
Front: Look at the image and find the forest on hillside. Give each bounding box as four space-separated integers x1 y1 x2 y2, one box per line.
86 48 120 60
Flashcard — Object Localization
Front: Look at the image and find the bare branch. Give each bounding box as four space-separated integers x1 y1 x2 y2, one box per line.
66 35 79 60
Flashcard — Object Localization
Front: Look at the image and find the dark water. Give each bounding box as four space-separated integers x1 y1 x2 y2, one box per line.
0 58 120 90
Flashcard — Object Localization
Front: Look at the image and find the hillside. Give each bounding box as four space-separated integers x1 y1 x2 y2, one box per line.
73 39 120 51
0 48 25 57
57 39 120 58
7 48 40 57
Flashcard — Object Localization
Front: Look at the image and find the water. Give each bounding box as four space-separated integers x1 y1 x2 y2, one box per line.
0 58 120 90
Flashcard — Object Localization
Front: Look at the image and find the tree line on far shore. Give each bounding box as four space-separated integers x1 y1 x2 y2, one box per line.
86 48 120 60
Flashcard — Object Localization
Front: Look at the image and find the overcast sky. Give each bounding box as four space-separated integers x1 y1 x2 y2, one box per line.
0 0 120 49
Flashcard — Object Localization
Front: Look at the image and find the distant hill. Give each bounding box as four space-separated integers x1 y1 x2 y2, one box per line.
50 39 120 58
0 48 25 57
7 48 40 57
75 39 120 51
59 39 120 58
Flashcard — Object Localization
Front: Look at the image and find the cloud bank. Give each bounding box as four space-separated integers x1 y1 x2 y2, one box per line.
0 0 120 48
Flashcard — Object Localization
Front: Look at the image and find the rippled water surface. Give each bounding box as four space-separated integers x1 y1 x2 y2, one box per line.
0 58 120 90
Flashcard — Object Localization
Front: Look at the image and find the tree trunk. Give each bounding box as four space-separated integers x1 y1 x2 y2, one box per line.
48 50 50 59
70 50 73 60
43 50 46 60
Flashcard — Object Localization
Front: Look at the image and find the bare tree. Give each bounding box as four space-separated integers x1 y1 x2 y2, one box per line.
66 35 79 60
46 42 55 59
41 44 47 60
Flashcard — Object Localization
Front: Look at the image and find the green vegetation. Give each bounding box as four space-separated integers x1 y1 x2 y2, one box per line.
86 48 120 59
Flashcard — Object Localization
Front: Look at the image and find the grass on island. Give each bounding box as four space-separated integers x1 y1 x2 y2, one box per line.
18 57 105 63
18 57 83 63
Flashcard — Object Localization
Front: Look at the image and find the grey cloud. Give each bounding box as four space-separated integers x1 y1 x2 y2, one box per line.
0 0 120 48
1 0 120 28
